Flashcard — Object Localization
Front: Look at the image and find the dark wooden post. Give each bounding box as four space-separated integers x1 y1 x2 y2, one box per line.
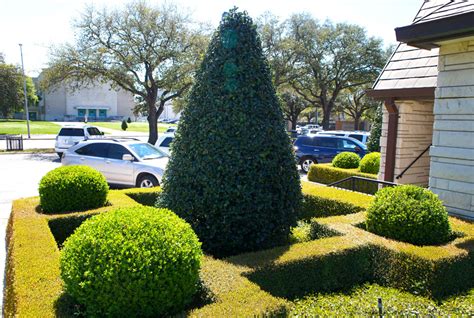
384 99 399 182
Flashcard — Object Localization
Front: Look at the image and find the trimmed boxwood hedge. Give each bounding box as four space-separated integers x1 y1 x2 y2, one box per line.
308 163 378 194
60 207 202 317
332 152 361 169
5 186 474 317
39 165 108 213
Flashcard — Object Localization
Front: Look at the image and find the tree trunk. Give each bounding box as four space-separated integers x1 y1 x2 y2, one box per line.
290 118 298 130
354 115 360 131
147 97 158 145
321 106 331 130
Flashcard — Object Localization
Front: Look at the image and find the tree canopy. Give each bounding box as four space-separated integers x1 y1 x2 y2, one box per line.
43 1 207 144
0 56 38 118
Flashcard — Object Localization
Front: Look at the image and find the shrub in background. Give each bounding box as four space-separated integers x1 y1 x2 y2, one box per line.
160 9 301 256
127 117 132 123
60 206 202 317
39 166 108 213
359 152 380 174
332 152 360 169
367 105 382 152
366 185 451 245
121 119 128 131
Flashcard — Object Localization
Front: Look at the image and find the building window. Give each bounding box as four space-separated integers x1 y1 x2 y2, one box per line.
88 109 97 118
78 109 86 117
99 109 107 118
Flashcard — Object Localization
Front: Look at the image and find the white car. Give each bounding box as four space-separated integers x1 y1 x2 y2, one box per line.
316 131 370 144
304 124 322 132
62 139 169 188
156 133 175 155
55 125 103 157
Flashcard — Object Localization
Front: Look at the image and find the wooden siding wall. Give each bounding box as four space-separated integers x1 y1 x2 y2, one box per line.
379 100 434 185
429 40 474 219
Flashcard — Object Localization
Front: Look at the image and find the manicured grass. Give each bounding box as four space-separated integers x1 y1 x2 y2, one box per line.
92 121 175 133
291 283 474 316
0 120 61 135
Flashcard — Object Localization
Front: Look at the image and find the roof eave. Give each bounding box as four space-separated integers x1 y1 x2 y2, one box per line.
395 11 474 50
366 87 435 100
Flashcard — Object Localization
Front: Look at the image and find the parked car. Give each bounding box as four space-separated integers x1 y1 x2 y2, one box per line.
304 124 322 132
55 125 104 158
156 133 175 155
165 126 177 134
294 135 367 173
62 138 169 188
316 130 370 144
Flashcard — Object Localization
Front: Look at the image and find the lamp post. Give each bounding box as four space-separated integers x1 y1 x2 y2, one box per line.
19 44 31 138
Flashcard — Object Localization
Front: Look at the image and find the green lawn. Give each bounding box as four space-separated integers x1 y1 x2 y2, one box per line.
0 120 61 135
93 121 176 133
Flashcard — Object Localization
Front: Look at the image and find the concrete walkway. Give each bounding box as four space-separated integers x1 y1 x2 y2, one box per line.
0 154 60 311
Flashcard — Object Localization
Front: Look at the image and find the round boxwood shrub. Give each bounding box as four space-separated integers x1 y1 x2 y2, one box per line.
359 152 381 174
60 206 202 317
332 152 360 169
39 165 108 213
366 185 451 245
159 9 302 256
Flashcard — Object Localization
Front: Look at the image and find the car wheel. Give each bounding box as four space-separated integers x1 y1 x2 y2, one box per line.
57 152 63 158
300 157 316 173
136 174 159 188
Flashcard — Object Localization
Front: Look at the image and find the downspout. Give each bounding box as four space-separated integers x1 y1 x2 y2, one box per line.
384 98 399 182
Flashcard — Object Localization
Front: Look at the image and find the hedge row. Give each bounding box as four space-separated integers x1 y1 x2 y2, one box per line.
299 182 373 219
307 164 378 194
5 187 474 317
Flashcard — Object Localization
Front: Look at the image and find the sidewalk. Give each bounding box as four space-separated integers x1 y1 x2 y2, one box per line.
0 154 61 311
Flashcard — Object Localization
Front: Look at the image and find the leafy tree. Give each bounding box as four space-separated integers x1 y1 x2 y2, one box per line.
367 104 382 152
0 63 22 118
279 90 309 130
160 9 302 257
0 58 37 118
121 119 128 131
288 15 385 129
337 85 380 130
43 1 207 144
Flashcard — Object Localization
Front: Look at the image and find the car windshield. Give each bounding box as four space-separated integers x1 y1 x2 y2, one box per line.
129 143 167 160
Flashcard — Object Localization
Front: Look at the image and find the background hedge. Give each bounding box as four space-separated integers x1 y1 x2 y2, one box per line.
332 152 361 169
307 164 378 194
39 165 108 213
160 9 301 256
60 206 202 316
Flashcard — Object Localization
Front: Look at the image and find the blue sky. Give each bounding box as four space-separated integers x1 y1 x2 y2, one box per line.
0 0 421 76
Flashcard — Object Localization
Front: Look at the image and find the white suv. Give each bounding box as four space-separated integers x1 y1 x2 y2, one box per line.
55 125 103 157
62 139 169 188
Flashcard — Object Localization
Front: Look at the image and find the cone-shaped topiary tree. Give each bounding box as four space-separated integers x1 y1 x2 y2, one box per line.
160 8 302 257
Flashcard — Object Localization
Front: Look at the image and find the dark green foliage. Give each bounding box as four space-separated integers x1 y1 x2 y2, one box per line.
367 105 382 152
60 206 202 317
126 191 161 206
48 214 95 247
160 9 302 256
121 119 128 130
127 117 132 123
299 194 365 220
38 166 108 213
245 246 373 300
366 185 451 245
332 151 360 169
359 152 380 174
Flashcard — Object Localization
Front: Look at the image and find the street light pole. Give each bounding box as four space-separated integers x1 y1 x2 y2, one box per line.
19 43 31 138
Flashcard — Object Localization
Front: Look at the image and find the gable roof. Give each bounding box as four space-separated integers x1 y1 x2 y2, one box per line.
396 0 474 49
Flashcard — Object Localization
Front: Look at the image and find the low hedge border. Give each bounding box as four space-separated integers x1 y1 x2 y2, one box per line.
307 163 378 194
5 186 474 316
300 181 373 219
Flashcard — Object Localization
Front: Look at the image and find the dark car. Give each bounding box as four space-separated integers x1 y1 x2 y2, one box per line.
294 135 367 173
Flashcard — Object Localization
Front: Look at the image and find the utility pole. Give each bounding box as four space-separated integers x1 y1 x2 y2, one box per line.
19 44 31 138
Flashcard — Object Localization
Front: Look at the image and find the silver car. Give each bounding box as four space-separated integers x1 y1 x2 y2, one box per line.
62 139 169 188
